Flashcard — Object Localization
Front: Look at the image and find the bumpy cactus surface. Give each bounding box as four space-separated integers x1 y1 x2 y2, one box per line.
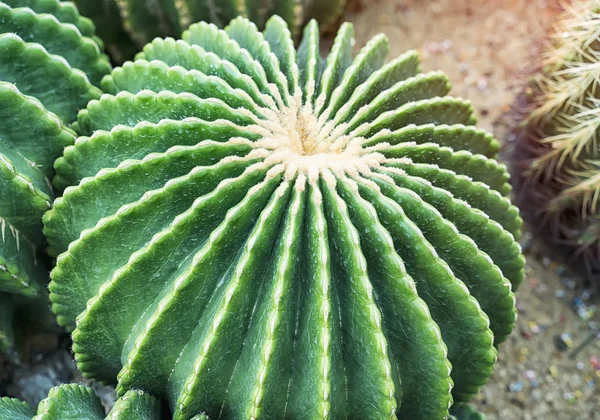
45 16 523 419
73 0 346 61
0 0 110 358
514 0 600 280
0 384 163 419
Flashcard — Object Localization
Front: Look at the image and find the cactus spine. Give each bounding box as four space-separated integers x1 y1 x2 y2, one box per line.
514 0 600 281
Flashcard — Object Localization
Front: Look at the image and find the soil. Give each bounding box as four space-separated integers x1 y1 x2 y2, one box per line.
345 0 600 418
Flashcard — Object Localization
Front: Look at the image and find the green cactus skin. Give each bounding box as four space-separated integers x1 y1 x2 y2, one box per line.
0 384 165 419
513 0 600 281
73 0 346 61
449 403 486 420
45 16 523 419
0 0 110 358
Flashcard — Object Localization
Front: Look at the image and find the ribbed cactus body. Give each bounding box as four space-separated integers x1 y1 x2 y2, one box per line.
45 16 523 419
0 0 110 358
0 384 162 419
73 0 346 61
514 0 600 279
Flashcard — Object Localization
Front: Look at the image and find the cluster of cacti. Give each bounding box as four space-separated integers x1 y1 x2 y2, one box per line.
0 384 169 419
40 13 524 418
0 386 485 420
513 0 600 280
0 388 482 420
0 0 110 359
72 0 347 61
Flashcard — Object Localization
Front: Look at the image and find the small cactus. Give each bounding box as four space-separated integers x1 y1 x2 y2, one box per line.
73 0 347 61
0 0 110 358
45 16 523 418
513 0 600 282
0 384 163 419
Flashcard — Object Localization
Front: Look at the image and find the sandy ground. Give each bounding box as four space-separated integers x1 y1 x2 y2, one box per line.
345 0 600 418
346 0 560 133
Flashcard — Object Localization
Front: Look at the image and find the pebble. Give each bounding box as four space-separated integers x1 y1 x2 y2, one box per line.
509 380 524 392
519 347 529 363
523 370 539 387
554 333 573 351
591 355 600 371
530 321 544 334
524 370 537 381
562 277 577 289
563 391 576 403
572 297 596 321
555 264 567 276
440 39 453 50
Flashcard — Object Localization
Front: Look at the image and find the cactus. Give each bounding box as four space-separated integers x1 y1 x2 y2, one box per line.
0 384 164 419
71 0 138 63
72 0 347 61
0 0 110 359
513 0 600 281
45 16 523 419
449 403 486 420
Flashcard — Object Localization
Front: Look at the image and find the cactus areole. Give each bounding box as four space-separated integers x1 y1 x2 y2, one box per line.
45 16 523 419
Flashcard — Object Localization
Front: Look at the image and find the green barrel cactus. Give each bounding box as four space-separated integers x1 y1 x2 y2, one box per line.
513 0 600 280
72 0 347 61
0 384 163 419
45 16 523 419
0 0 110 358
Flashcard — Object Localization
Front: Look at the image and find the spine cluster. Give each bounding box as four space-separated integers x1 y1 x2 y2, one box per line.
514 0 600 281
